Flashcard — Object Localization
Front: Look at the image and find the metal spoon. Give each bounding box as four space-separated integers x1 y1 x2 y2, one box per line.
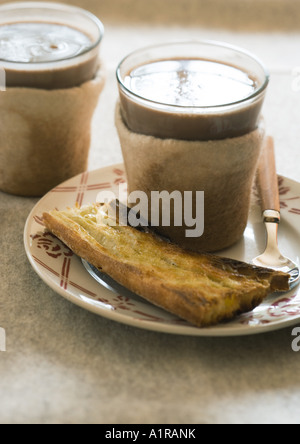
253 136 300 289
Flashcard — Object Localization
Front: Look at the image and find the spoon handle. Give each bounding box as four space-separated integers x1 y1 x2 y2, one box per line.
256 136 281 214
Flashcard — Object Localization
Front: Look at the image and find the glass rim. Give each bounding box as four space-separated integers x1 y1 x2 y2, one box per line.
116 40 270 111
0 1 104 66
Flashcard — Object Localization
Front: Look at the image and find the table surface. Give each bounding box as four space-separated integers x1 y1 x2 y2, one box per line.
1 20 300 425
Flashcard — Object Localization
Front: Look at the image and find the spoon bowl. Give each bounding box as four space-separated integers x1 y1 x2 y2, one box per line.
253 210 300 289
253 136 300 290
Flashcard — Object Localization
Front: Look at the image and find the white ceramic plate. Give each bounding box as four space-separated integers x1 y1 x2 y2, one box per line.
24 164 300 336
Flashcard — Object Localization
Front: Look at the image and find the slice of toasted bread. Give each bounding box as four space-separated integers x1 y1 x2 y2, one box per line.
43 203 290 327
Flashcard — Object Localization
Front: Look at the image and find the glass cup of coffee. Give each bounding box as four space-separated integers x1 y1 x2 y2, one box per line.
0 1 105 196
116 41 269 252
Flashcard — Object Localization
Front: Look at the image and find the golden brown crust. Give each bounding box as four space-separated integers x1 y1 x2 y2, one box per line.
42 206 290 327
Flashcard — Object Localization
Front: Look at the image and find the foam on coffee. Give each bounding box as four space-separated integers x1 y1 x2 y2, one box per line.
125 59 257 108
118 47 268 141
0 22 100 89
0 23 92 63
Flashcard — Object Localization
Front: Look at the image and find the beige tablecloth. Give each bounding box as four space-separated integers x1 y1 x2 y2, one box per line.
1 1 300 424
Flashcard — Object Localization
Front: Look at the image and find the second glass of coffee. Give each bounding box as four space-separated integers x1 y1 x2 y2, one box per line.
0 2 105 196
